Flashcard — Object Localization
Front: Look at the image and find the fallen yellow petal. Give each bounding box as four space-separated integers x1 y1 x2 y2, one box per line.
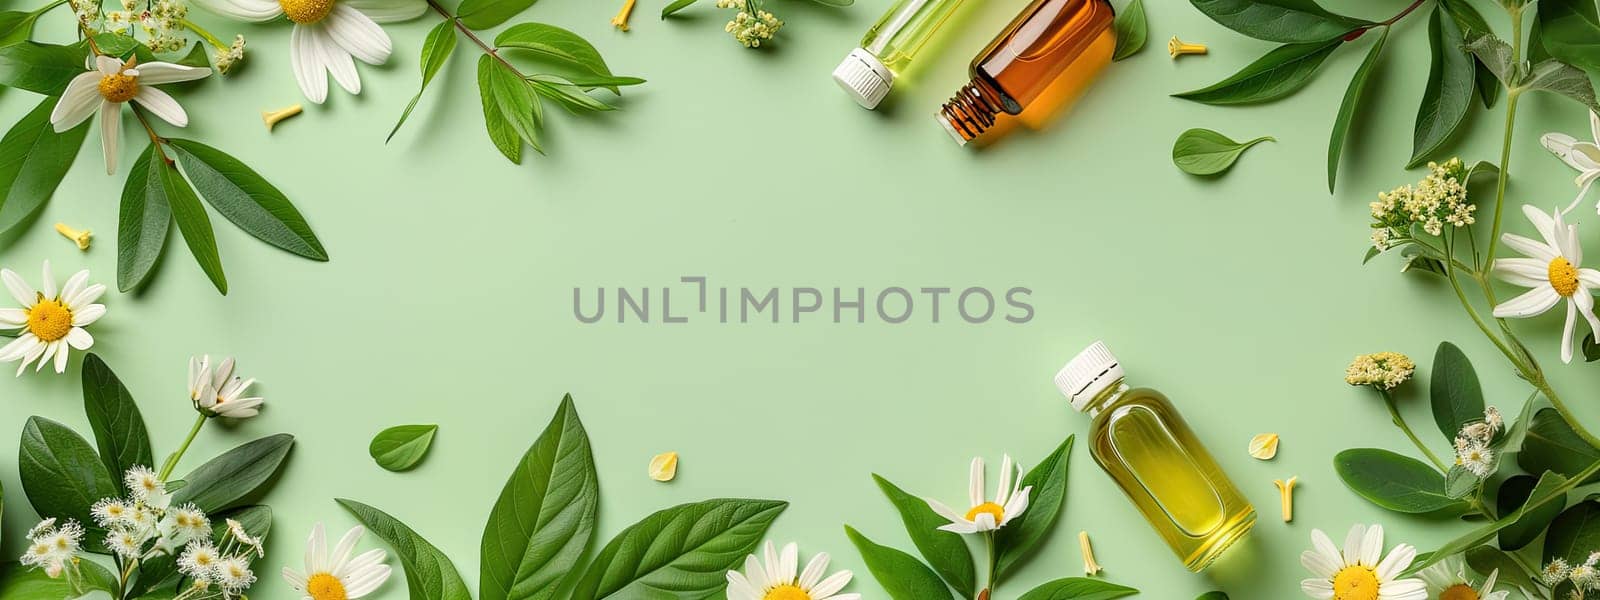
1274 476 1298 522
1249 433 1280 460
648 451 679 482
1078 531 1102 575
611 0 637 31
54 223 91 251
262 104 303 132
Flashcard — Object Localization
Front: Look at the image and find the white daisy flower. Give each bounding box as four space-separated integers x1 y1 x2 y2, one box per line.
925 455 1032 534
281 523 391 600
0 260 107 375
1300 524 1426 600
725 542 858 600
1490 205 1600 363
189 355 266 419
188 0 424 103
1419 554 1510 600
178 540 221 581
1541 110 1600 214
50 55 210 174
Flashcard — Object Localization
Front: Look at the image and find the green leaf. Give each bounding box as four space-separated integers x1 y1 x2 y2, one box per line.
478 55 537 163
1538 0 1600 78
0 41 88 95
1586 332 1600 362
1430 342 1485 440
1465 546 1541 592
1520 407 1600 483
166 138 328 262
152 150 227 294
1444 465 1478 499
457 0 536 30
1187 0 1372 43
1016 578 1139 600
1405 460 1600 575
117 145 171 293
1172 128 1273 176
1111 0 1146 61
1546 496 1600 565
480 395 598 600
872 475 975 598
996 436 1074 580
19 417 119 531
1464 31 1518 86
0 559 116 599
0 95 90 237
1333 448 1465 513
1327 28 1387 193
661 0 699 17
171 433 294 513
80 354 153 489
0 11 39 46
1195 594 1229 600
494 24 612 79
389 19 457 143
175 42 210 69
368 424 437 472
1496 473 1566 550
1173 39 1343 105
134 505 273 597
1409 8 1475 168
1522 58 1600 112
562 74 646 89
527 75 614 113
571 499 787 600
843 526 955 600
338 499 472 600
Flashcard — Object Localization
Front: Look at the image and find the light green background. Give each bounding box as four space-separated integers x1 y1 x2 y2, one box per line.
3 0 1599 597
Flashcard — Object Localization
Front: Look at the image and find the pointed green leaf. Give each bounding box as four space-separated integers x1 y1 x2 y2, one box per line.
1017 578 1139 600
1404 460 1600 575
172 433 294 513
528 75 614 112
661 0 699 17
153 151 227 294
1546 496 1600 566
0 41 88 94
368 425 437 472
1334 448 1465 513
1172 129 1273 176
80 354 153 490
338 499 473 600
117 145 171 292
167 138 327 262
873 475 975 598
996 435 1074 580
572 499 787 600
389 19 457 142
1465 546 1542 592
494 24 612 79
1430 342 1485 440
1173 39 1343 105
1520 407 1600 483
1410 8 1475 168
1538 0 1600 78
843 526 955 600
456 0 537 30
1464 31 1517 86
1496 472 1566 550
1111 0 1146 61
0 11 39 46
1327 27 1387 192
1187 0 1372 43
1522 58 1600 112
0 95 90 237
478 56 522 164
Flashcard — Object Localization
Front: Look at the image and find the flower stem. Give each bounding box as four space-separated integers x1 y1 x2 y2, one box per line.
1378 0 1427 26
425 0 526 78
982 530 996 598
1379 389 1449 472
158 414 207 481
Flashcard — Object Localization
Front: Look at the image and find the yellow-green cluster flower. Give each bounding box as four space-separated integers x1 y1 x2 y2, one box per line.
1368 158 1475 249
102 0 189 52
717 0 782 48
214 34 246 74
1344 351 1415 390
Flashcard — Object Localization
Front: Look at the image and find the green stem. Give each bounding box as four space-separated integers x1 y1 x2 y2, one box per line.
158 414 206 481
180 18 226 50
1484 90 1522 271
983 531 996 598
1380 389 1449 472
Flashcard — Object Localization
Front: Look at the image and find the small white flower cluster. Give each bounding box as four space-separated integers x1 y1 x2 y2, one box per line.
67 0 101 25
1452 406 1502 478
213 34 247 74
1544 552 1600 595
716 0 782 48
104 0 190 52
174 518 263 600
1343 351 1416 391
91 466 210 559
20 519 84 579
1369 158 1476 248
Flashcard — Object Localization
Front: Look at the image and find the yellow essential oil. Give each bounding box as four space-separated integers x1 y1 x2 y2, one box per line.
832 0 973 109
1055 341 1255 571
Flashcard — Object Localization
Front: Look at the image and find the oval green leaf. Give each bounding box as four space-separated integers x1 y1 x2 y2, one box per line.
168 138 328 262
1334 448 1465 514
338 499 472 600
19 417 119 532
369 424 437 472
1464 545 1541 592
80 354 153 489
1016 578 1139 600
1409 7 1475 168
172 433 294 513
572 499 787 600
1188 0 1372 43
843 526 955 600
1405 461 1600 576
1537 0 1600 77
1174 39 1343 105
494 24 612 80
0 95 90 237
1327 27 1387 193
1546 496 1600 566
0 41 88 95
117 144 171 292
456 0 536 30
872 474 974 598
1111 0 1146 61
1520 407 1600 484
996 435 1074 580
1172 128 1274 176
1195 593 1229 600
1430 341 1485 440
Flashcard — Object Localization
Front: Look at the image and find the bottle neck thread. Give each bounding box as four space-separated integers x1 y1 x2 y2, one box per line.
938 80 1003 143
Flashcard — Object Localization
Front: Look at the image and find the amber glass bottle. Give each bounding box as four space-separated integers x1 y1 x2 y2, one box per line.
937 0 1114 145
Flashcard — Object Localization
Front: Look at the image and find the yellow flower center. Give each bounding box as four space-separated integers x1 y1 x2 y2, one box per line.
964 502 1005 524
97 73 139 103
26 296 73 342
279 0 334 24
762 585 811 600
307 573 347 600
1440 584 1480 600
1549 257 1580 297
1331 566 1379 600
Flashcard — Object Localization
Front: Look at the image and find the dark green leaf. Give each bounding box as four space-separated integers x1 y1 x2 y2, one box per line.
1016 578 1139 600
1327 28 1387 193
338 499 472 600
1464 31 1517 86
134 505 273 597
1410 8 1475 168
1195 594 1229 600
495 23 613 80
0 558 116 599
1465 546 1541 592
117 145 171 293
167 138 328 262
996 436 1074 580
1538 0 1600 78
1520 407 1600 483
0 95 90 237
389 19 457 142
172 433 294 513
1405 460 1600 575
843 526 955 600
873 475 974 598
368 425 437 472
1334 448 1465 513
1585 332 1600 362
571 499 787 600
661 0 699 17
0 41 87 95
1522 58 1600 112
18 417 118 531
1187 0 1372 43
481 395 598 600
1496 473 1566 550
1431 341 1485 440
1172 128 1273 176
457 0 536 30
154 151 226 294
1111 0 1146 61
81 354 153 489
1546 496 1600 565
1173 39 1343 105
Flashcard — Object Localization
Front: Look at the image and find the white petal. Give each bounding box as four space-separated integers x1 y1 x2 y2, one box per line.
2 269 36 306
0 308 23 326
743 554 770 590
1493 286 1561 318
281 567 307 589
1523 205 1567 254
51 73 104 132
99 101 120 175
190 0 282 20
37 261 53 300
1302 579 1335 600
320 38 362 95
1493 258 1550 288
327 5 392 64
967 457 984 507
95 55 122 75
971 512 997 531
1501 233 1559 262
776 543 797 584
1378 578 1428 600
291 25 329 104
17 338 45 375
343 565 391 598
71 304 105 327
937 521 978 534
344 0 426 22
1301 550 1342 580
58 271 86 306
133 87 188 127
762 542 780 585
0 333 37 360
136 62 211 85
53 338 70 372
36 339 58 372
306 522 326 573
1001 486 1031 525
809 571 852 598
68 282 106 309
1563 300 1579 363
1574 286 1600 342
996 455 1015 505
1341 525 1365 568
1590 110 1600 144
1358 524 1383 568
924 499 965 524
328 526 364 576
798 553 829 590
65 327 92 350
725 572 760 600
1374 544 1415 582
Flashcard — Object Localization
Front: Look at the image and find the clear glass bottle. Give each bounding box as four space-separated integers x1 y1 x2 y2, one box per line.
937 0 1115 144
832 0 972 109
1054 341 1255 572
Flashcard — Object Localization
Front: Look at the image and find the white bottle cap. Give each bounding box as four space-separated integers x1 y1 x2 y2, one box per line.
1054 341 1125 412
832 48 893 110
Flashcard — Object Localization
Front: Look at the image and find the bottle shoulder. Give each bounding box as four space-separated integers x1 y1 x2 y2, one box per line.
1088 386 1176 423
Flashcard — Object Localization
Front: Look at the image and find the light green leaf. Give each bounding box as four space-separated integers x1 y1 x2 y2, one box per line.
1187 0 1372 43
1521 58 1600 112
167 138 328 262
1464 31 1518 86
0 11 39 46
389 19 457 142
1172 128 1273 176
175 42 209 69
1520 407 1600 484
480 395 598 600
1016 578 1139 600
0 41 88 94
1443 465 1478 499
562 74 646 89
1410 7 1475 168
117 145 171 292
527 75 614 112
1404 460 1600 575
478 55 542 162
1546 496 1600 565
996 435 1074 580
1496 472 1566 550
1334 448 1466 513
19 417 119 533
153 150 227 294
172 433 294 513
1111 0 1145 61
0 95 90 237
843 526 955 600
80 354 153 490
0 559 116 599
338 499 473 600
1430 342 1485 440
368 425 437 472
873 475 975 598
661 0 699 17
1327 27 1387 192
494 23 612 79
1173 39 1343 105
1537 0 1600 77
571 499 787 600
478 56 522 164
457 0 536 30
